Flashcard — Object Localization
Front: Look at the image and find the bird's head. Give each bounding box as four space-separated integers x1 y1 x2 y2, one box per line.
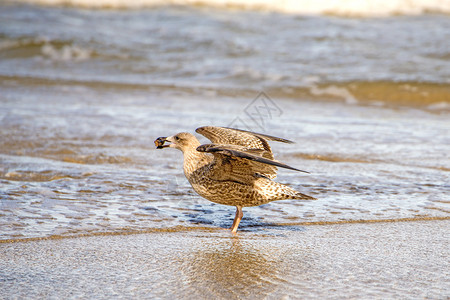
154 132 200 153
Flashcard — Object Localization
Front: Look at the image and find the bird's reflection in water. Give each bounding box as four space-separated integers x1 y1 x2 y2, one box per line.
181 235 313 298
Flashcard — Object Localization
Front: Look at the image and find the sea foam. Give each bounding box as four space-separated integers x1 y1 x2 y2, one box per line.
15 0 450 16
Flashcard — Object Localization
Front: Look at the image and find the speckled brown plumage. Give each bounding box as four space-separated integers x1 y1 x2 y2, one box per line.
155 126 316 233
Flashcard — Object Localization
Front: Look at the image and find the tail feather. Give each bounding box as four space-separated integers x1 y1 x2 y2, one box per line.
258 178 317 201
290 191 317 200
281 183 317 200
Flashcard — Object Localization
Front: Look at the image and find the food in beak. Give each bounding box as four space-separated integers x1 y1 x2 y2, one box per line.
154 137 168 149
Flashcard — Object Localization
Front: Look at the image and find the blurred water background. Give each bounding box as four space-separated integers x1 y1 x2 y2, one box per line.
0 0 449 240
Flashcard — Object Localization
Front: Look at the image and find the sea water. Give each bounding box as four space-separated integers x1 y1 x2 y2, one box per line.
0 0 449 240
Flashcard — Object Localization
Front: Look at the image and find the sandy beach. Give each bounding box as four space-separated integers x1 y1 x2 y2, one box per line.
1 219 448 299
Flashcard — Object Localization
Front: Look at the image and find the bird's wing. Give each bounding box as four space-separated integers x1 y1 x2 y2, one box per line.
196 126 294 179
195 126 293 157
196 144 308 184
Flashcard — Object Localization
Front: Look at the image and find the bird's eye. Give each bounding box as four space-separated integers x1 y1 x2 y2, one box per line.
175 136 180 141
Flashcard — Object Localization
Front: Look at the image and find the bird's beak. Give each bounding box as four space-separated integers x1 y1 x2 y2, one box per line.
154 137 170 149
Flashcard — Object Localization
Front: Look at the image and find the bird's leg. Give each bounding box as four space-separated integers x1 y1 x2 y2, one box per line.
230 206 243 234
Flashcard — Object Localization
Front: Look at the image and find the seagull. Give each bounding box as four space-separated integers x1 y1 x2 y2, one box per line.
155 126 316 233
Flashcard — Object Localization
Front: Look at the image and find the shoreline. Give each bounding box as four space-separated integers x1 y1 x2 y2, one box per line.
1 216 448 244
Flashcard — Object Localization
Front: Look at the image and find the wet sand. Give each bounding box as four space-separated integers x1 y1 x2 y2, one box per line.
1 219 448 299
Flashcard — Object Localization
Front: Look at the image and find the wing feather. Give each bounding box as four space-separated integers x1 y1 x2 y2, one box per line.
196 144 309 184
196 126 293 157
196 126 297 179
195 126 301 180
218 127 294 144
196 126 294 145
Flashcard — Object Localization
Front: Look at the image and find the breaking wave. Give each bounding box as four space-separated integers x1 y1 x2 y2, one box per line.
13 0 450 16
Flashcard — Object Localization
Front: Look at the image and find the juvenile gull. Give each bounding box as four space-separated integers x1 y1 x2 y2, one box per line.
155 126 316 233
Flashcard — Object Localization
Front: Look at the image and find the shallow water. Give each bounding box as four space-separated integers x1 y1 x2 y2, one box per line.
1 89 448 240
0 2 449 240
